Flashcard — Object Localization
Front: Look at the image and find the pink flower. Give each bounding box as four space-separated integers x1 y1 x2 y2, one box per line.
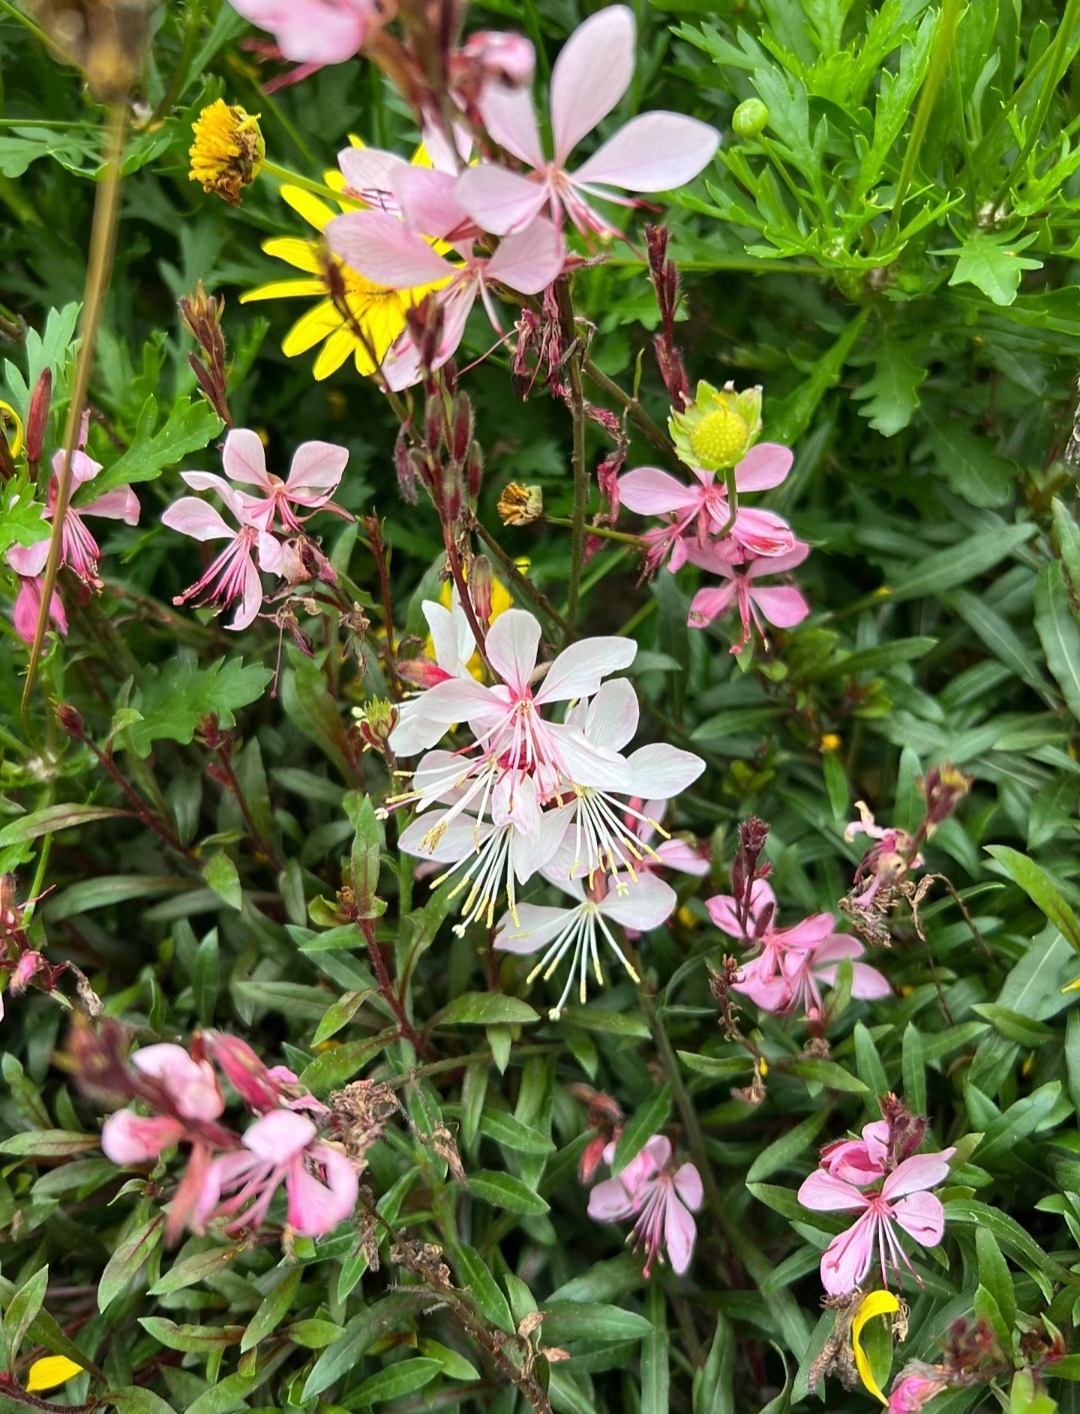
619 444 796 570
100 1043 224 1165
888 1371 950 1412
8 420 140 590
707 879 889 1014
625 797 710 879
495 869 675 1019
11 577 67 647
181 428 349 534
685 541 810 648
203 1032 327 1115
162 484 285 631
226 0 377 64
195 1109 358 1239
820 1120 889 1186
588 1135 702 1275
325 210 564 389
456 6 718 239
798 1149 955 1295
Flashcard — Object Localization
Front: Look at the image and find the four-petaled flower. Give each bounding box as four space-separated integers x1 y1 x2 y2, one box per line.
798 1148 955 1295
457 6 719 239
181 427 349 534
685 540 810 648
162 482 284 631
587 1135 702 1275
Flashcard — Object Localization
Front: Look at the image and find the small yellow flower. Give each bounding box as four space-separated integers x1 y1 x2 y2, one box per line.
852 1290 901 1405
0 399 25 459
669 380 763 472
241 143 446 381
26 1355 84 1394
497 482 544 527
820 732 842 753
189 100 264 207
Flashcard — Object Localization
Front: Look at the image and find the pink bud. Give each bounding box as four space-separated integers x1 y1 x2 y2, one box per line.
102 1109 185 1164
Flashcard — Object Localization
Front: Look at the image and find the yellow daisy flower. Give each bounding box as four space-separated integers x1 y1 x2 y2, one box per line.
240 152 445 382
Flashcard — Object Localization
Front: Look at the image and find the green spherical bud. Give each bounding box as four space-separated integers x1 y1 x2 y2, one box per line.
732 99 769 140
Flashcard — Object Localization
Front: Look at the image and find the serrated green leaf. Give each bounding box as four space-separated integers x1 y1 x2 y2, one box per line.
89 395 222 496
943 231 1042 307
121 659 273 759
852 336 926 436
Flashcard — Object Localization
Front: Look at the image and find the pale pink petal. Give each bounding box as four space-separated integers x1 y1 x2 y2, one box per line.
495 902 575 955
727 507 796 556
101 1111 185 1164
583 677 639 752
8 537 50 577
619 467 702 515
705 892 741 936
574 112 719 192
673 1161 703 1210
639 1136 672 1174
338 146 408 206
889 1192 945 1247
180 471 239 502
485 608 541 694
588 1174 638 1222
550 5 636 164
600 872 675 932
820 1211 877 1295
487 218 565 294
731 959 791 1012
534 635 637 704
228 554 264 632
392 166 470 240
228 0 369 64
325 211 454 287
797 1169 869 1213
423 601 470 677
746 540 811 577
455 165 549 237
883 1152 955 1200
625 743 705 799
664 1193 698 1273
688 584 736 629
286 1143 358 1236
546 725 633 792
655 839 710 875
479 82 544 167
848 961 891 999
257 532 285 577
780 914 842 950
751 585 809 628
512 802 575 882
242 1109 316 1161
733 442 793 492
13 578 65 644
84 486 140 524
162 498 235 542
286 441 349 503
222 428 272 491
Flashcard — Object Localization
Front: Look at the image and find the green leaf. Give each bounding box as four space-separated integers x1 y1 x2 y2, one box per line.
432 992 540 1027
0 478 49 561
1035 562 1080 725
122 658 273 759
451 1244 515 1333
344 792 383 918
148 1245 240 1297
944 1200 1072 1288
851 335 926 436
949 590 1052 692
348 1359 443 1406
310 990 375 1046
417 1339 480 1381
98 1216 164 1312
284 1320 346 1348
611 1084 674 1175
985 845 1080 955
4 1265 48 1370
642 1286 669 1414
183 1370 257 1414
0 804 132 847
783 1059 869 1093
89 395 223 496
107 1388 178 1414
746 1110 827 1184
768 309 870 444
467 1170 550 1215
201 852 242 911
677 1051 754 1081
137 1319 243 1353
976 1225 1017 1334
1052 499 1080 596
921 425 1015 507
540 1303 652 1344
240 1268 302 1353
882 524 1036 604
478 1109 557 1156
971 1004 1056 1047
296 1031 396 1093
0 1130 100 1159
693 1311 735 1414
902 1024 927 1116
943 231 1043 307
973 1082 1062 1164
302 1293 429 1401
281 657 357 781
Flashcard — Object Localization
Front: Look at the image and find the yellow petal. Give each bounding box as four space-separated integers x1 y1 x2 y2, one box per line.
241 279 326 304
852 1291 900 1406
262 236 323 274
26 1356 84 1393
280 185 336 232
0 399 25 459
282 301 342 357
1062 975 1080 993
313 327 361 380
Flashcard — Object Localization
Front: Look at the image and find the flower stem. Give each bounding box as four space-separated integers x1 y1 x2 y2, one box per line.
470 516 575 636
581 356 679 466
544 515 639 546
356 914 434 1058
555 279 589 630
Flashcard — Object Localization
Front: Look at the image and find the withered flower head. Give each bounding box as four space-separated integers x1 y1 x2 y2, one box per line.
28 0 148 99
497 481 544 527
189 100 265 207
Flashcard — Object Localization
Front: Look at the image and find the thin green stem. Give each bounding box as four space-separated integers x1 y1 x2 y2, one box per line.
260 159 343 204
544 516 639 546
581 357 677 465
470 517 575 636
994 0 1080 203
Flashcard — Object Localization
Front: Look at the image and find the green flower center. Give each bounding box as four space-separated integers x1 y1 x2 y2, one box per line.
687 407 747 469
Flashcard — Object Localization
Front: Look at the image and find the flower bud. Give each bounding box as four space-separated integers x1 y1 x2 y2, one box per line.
55 703 86 740
188 101 265 207
732 99 769 139
470 556 494 622
466 440 484 500
450 392 474 464
26 369 51 467
461 30 535 87
393 424 419 504
354 698 399 756
497 481 543 526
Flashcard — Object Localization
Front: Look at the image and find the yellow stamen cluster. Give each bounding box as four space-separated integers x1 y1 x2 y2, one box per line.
189 100 265 207
670 379 763 471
